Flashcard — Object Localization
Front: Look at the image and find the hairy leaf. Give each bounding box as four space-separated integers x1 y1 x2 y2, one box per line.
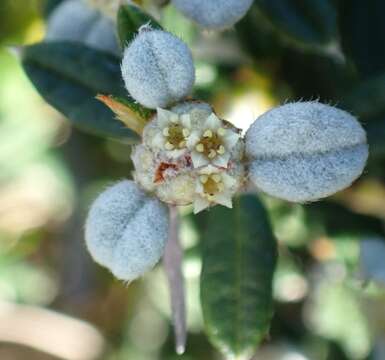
200 194 277 359
22 42 139 141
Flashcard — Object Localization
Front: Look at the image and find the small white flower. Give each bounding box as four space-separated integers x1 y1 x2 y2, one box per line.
134 102 245 209
194 165 237 213
150 108 192 158
187 113 240 168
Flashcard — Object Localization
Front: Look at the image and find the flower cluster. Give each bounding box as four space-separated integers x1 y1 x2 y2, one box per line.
132 103 245 213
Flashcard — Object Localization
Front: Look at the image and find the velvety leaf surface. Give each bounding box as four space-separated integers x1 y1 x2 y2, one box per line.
117 3 162 49
22 42 139 141
200 194 278 359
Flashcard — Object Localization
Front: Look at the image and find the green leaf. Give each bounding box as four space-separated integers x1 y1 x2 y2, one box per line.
117 3 162 49
200 194 278 359
339 0 385 78
96 94 153 135
304 202 385 239
255 0 338 50
108 95 154 120
22 42 139 141
366 118 385 160
235 3 284 59
341 73 385 119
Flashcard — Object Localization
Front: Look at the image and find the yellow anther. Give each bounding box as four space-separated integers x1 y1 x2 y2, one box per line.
208 149 217 159
163 127 170 136
203 129 213 138
217 145 226 155
182 128 190 137
165 142 175 150
217 127 226 136
178 140 186 148
200 175 209 183
196 143 205 153
212 174 222 183
207 194 215 201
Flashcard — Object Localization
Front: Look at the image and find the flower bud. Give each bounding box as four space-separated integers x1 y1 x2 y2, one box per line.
172 0 253 29
121 29 195 109
245 101 368 202
85 180 169 281
46 0 119 55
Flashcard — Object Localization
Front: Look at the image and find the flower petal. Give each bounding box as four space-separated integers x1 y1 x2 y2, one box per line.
222 173 237 188
213 193 233 208
199 165 217 175
205 113 221 130
195 179 204 194
168 149 186 159
194 197 210 214
186 131 201 148
223 131 240 149
181 114 191 128
157 108 174 127
212 153 230 167
191 152 209 168
152 132 165 148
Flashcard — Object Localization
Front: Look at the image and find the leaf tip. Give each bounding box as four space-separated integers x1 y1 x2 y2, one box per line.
96 94 148 135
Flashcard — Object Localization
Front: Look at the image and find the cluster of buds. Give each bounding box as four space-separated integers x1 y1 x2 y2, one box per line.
132 102 245 213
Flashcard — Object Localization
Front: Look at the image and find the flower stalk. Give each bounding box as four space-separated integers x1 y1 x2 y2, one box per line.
163 205 187 354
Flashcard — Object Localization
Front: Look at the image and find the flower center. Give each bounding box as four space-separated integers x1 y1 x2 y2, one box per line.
195 129 226 159
164 124 189 150
200 174 224 199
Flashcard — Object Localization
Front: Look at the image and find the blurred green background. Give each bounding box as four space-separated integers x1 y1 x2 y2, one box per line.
1 0 385 359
